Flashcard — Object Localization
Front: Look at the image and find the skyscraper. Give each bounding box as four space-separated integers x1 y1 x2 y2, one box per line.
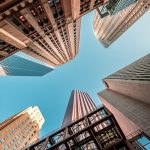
0 106 45 150
23 90 150 150
98 53 150 136
93 0 150 47
0 0 109 67
62 90 97 127
106 0 137 14
0 54 53 76
0 0 81 66
70 0 108 20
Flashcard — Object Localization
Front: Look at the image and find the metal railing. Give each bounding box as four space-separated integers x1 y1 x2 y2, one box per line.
23 106 129 150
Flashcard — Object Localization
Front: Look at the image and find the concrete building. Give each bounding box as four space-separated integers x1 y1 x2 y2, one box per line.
0 0 81 66
0 0 109 67
62 89 97 127
98 54 150 136
0 54 53 76
93 0 150 47
23 90 150 150
0 106 45 150
70 0 108 20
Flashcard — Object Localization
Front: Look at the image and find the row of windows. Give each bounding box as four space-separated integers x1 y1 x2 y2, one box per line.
59 26 72 58
36 38 63 63
73 22 77 53
131 135 150 149
0 117 29 143
0 0 33 21
94 0 103 7
48 0 64 19
108 1 150 42
27 47 56 66
48 34 67 61
0 120 36 150
0 39 17 55
29 1 49 28
80 1 90 14
3 130 37 150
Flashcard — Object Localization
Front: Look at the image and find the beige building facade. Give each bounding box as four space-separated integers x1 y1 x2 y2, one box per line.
0 0 108 67
0 0 81 66
0 106 44 150
93 0 150 47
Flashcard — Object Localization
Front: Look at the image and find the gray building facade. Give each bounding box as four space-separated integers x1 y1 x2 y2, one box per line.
98 54 150 136
107 0 137 14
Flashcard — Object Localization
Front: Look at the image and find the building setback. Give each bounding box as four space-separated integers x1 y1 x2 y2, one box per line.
93 0 150 47
98 53 150 136
0 54 53 76
0 0 108 67
0 106 45 150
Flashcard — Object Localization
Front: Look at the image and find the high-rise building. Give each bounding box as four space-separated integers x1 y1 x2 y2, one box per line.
70 0 108 20
106 0 137 14
0 54 53 76
98 54 150 136
62 90 97 127
0 106 45 150
23 90 150 150
93 0 150 47
0 0 108 67
0 0 81 66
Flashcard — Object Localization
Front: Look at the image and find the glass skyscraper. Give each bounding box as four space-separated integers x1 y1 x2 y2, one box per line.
0 55 53 76
106 0 137 14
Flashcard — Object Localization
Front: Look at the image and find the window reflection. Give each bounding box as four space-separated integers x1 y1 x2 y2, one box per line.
131 135 150 150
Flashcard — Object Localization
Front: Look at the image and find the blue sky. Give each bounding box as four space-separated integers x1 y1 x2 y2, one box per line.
0 10 150 137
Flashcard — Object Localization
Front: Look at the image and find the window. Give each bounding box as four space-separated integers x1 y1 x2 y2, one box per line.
6 133 10 138
4 145 9 150
13 145 17 150
19 15 26 22
18 140 21 144
137 136 150 149
15 135 18 139
0 138 5 143
11 18 21 26
10 140 14 145
132 135 150 150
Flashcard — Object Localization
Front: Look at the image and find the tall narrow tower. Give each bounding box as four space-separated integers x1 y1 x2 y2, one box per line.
23 90 150 150
62 90 97 127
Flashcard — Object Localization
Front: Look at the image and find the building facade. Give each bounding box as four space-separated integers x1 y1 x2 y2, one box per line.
93 0 150 47
106 0 137 14
61 89 129 149
0 106 45 150
23 90 150 150
0 0 81 66
0 0 109 67
62 90 97 127
98 54 150 136
0 54 53 76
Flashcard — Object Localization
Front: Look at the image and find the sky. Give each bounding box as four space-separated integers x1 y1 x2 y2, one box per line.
0 10 150 137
